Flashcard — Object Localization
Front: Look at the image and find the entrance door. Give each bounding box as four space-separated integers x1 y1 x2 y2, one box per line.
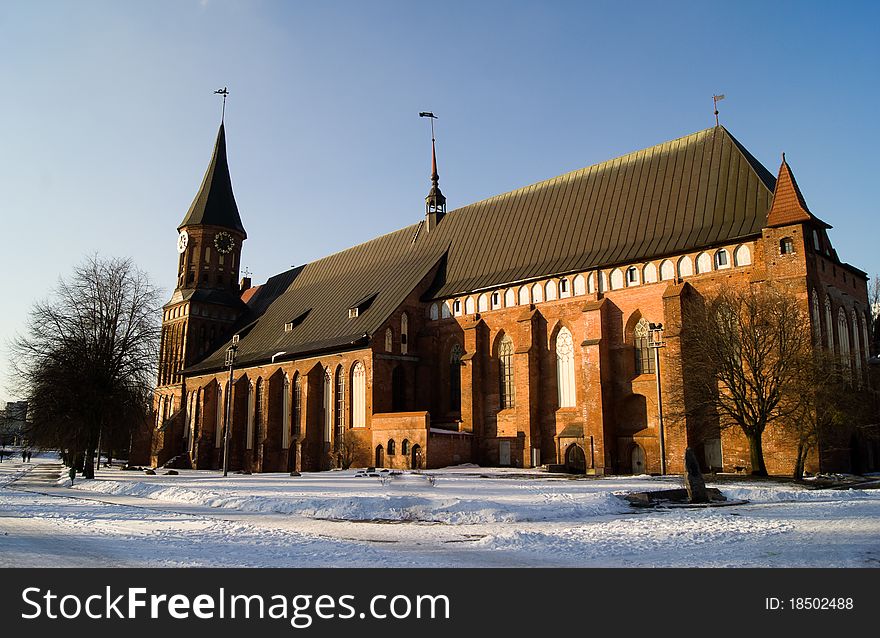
631 444 646 474
411 444 422 470
375 445 384 468
499 441 511 466
565 444 586 473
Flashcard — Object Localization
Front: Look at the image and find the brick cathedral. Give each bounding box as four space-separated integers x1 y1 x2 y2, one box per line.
130 121 874 476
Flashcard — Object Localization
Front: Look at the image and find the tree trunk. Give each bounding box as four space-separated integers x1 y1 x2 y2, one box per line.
746 432 768 476
793 442 807 481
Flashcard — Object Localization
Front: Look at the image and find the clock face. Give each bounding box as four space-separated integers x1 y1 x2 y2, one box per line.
177 230 189 254
214 231 235 254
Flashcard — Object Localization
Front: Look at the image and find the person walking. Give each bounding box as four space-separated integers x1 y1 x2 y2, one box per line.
68 466 76 485
26 451 31 462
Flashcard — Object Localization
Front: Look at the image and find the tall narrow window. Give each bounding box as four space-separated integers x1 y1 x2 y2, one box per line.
385 327 393 353
825 298 834 352
335 365 345 437
852 310 862 380
626 267 639 285
293 373 302 436
780 237 795 255
323 368 332 442
215 387 224 447
556 327 576 408
811 291 821 345
401 313 408 355
450 343 463 412
838 308 851 377
282 374 291 450
254 378 263 452
498 335 515 409
246 381 255 450
351 362 366 428
634 318 655 375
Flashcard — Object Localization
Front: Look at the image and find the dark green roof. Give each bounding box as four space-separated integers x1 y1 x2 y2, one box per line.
178 123 247 237
186 126 777 374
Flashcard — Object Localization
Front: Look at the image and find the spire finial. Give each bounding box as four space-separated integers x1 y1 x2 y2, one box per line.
712 93 725 126
214 87 229 122
420 111 446 231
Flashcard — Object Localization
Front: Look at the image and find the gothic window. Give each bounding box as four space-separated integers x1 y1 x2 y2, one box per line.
560 278 570 297
531 283 543 303
335 365 345 437
498 335 515 409
643 263 658 283
696 252 712 273
556 327 576 408
215 386 224 447
678 256 693 278
813 230 821 251
385 327 393 353
825 298 834 352
478 294 489 312
282 373 291 450
518 286 530 305
660 260 675 281
450 343 463 412
452 299 461 316
734 244 752 266
626 267 639 286
587 272 596 293
610 268 624 289
246 381 255 450
505 288 516 307
545 280 557 301
351 362 366 428
402 439 410 455
715 249 729 269
388 439 396 455
465 297 476 314
293 373 302 436
492 291 501 308
634 318 655 375
780 237 795 255
811 290 821 345
442 301 452 318
838 308 851 376
429 303 439 320
401 313 409 355
323 368 332 442
573 274 586 296
852 310 862 380
254 378 263 450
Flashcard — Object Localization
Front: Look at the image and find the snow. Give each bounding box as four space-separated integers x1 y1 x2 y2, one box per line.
2 456 879 567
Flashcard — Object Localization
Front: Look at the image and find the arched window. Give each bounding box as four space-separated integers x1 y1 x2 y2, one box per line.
478 294 489 312
465 297 475 314
812 230 821 251
498 335 515 409
825 298 834 352
402 439 410 455
837 309 851 377
293 373 302 436
643 263 658 283
385 327 393 353
323 368 332 442
450 343 463 412
734 244 752 266
696 252 712 273
678 256 693 278
610 268 624 289
780 237 795 255
852 310 862 379
505 288 516 307
598 271 607 293
531 283 543 303
351 362 366 428
429 303 439 320
401 313 408 355
335 365 345 437
660 259 675 281
545 280 557 301
573 274 586 296
714 249 729 269
282 373 291 450
626 267 639 286
254 378 263 451
246 381 256 450
215 386 224 447
811 290 821 345
443 301 453 318
861 315 870 363
634 319 655 375
518 286 530 305
559 278 570 298
556 327 576 408
587 272 596 293
388 439 396 455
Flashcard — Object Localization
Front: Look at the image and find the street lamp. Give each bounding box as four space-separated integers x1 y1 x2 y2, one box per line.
222 335 238 478
648 322 667 475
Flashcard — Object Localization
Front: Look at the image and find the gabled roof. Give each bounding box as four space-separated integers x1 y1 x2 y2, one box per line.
178 123 247 237
186 125 780 374
765 154 831 229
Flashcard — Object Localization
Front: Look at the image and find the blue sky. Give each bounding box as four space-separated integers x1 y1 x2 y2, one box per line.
1 0 878 402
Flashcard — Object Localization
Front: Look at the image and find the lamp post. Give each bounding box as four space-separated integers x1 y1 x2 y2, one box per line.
648 322 667 475
222 337 238 478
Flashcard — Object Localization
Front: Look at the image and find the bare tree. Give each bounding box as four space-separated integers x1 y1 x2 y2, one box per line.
673 285 812 476
8 255 160 478
870 274 880 356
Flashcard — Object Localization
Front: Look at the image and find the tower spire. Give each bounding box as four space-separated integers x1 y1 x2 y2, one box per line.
420 111 446 231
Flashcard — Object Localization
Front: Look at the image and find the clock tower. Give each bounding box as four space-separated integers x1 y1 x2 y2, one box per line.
152 122 248 466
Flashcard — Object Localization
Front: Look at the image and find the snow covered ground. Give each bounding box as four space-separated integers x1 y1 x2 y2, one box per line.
1 455 878 567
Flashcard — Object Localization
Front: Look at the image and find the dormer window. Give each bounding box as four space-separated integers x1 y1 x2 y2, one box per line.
780 237 795 255
284 322 294 332
283 309 310 334
348 308 359 319
348 293 377 319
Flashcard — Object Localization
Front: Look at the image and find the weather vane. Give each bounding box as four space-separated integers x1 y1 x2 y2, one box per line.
419 111 438 142
713 94 725 126
215 86 229 121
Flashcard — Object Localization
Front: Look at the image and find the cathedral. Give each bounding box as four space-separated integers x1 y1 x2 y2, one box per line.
130 120 873 476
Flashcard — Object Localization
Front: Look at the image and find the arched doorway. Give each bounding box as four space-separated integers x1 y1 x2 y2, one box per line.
375 445 384 468
631 444 646 474
411 444 422 470
565 444 586 474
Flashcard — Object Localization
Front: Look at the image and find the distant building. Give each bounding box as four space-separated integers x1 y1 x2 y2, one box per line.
131 123 875 475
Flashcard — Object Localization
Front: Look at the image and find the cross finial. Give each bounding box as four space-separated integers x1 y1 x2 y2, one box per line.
242 266 252 278
214 87 229 121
